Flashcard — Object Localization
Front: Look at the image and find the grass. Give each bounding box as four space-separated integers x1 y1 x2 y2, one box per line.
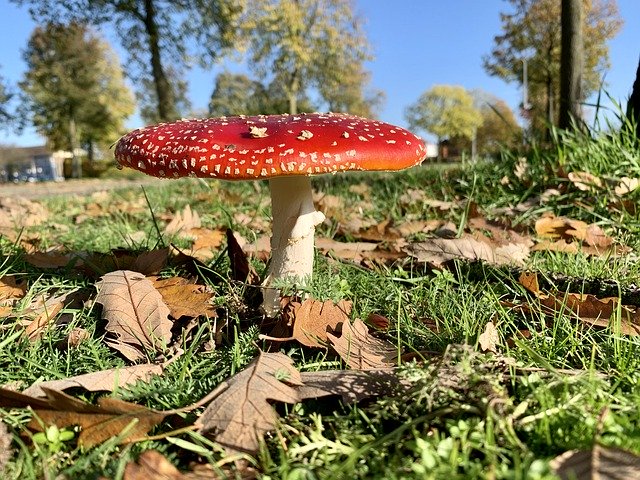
1 123 640 479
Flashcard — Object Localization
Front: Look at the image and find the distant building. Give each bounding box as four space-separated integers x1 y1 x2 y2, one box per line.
0 146 67 182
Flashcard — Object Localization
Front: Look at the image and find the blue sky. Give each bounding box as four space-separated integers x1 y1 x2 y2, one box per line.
1 0 639 146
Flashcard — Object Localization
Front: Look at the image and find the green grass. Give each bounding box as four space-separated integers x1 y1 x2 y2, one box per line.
1 124 640 479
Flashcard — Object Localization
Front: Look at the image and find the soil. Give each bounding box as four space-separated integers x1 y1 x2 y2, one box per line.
0 177 165 200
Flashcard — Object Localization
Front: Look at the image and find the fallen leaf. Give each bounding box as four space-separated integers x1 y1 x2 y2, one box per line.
56 327 90 350
123 450 184 480
198 352 301 454
164 205 201 236
24 250 74 269
227 229 260 284
614 177 640 196
0 387 167 448
478 321 499 353
326 319 396 369
0 197 48 229
405 236 529 267
23 289 85 341
0 275 27 303
567 171 603 191
150 276 217 320
535 215 613 249
23 364 164 398
549 444 640 480
316 237 404 264
0 420 12 473
95 270 173 361
187 227 226 261
298 369 407 403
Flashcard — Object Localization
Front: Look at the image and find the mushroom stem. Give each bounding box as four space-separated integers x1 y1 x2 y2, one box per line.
261 176 325 316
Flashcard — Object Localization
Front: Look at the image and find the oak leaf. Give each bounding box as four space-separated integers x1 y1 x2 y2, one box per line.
198 352 301 454
326 319 396 369
95 270 173 361
288 299 352 348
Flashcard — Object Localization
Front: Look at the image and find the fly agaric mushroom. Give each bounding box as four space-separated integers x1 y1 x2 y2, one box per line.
114 113 427 315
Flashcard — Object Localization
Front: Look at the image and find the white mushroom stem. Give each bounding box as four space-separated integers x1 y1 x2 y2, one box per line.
261 176 325 316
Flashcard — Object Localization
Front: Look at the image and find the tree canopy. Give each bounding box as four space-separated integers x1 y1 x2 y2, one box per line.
245 0 378 116
405 85 483 143
472 90 522 156
20 21 135 175
483 0 622 138
208 71 316 117
12 0 247 122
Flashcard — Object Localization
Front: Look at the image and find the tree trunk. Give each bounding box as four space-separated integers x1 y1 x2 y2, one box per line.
288 69 299 115
559 0 583 130
626 56 640 140
143 0 176 121
69 117 82 179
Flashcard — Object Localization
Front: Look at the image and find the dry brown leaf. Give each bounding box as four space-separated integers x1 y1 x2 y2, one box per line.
187 227 226 261
405 236 529 267
326 319 396 369
198 352 301 454
478 321 499 353
0 275 27 303
614 177 640 196
567 171 603 191
22 289 85 341
316 237 404 264
550 444 640 480
123 450 184 480
0 197 48 229
150 276 217 320
0 420 12 474
24 251 74 269
535 215 613 249
95 270 173 361
287 299 352 348
56 327 91 350
227 229 260 284
23 364 164 398
164 205 201 236
0 387 167 448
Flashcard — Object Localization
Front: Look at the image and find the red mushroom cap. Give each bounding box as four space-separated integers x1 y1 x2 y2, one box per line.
114 112 427 180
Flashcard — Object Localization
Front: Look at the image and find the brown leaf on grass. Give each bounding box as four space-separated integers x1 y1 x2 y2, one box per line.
468 216 533 247
0 387 167 448
123 450 184 480
326 319 396 369
567 171 603 191
22 289 87 341
227 229 260 284
164 205 201 236
0 419 12 474
614 177 640 196
187 227 226 261
23 364 164 398
150 276 216 320
535 215 613 249
316 237 404 264
478 321 499 353
0 197 48 229
518 272 640 335
198 352 301 454
82 248 170 277
56 327 91 351
95 270 173 361
549 444 640 480
24 250 74 269
405 236 529 267
269 298 353 348
0 275 27 303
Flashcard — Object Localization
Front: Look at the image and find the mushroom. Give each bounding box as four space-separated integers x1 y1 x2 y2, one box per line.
114 112 427 315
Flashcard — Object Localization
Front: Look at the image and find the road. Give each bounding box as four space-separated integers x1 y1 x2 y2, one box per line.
0 177 166 200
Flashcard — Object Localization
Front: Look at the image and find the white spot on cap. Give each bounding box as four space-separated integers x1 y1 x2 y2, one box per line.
249 126 268 138
297 130 313 140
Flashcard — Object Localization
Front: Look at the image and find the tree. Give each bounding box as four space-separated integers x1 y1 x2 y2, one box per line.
405 85 483 151
471 90 522 156
208 71 316 117
484 0 622 139
559 0 584 129
13 0 247 122
245 0 377 115
0 71 14 128
20 21 135 177
626 57 640 141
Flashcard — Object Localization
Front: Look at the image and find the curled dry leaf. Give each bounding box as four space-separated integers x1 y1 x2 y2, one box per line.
198 352 301 454
164 204 201 236
550 444 640 480
0 387 167 448
95 270 173 361
23 364 164 398
298 369 407 403
405 236 529 268
478 321 499 353
0 275 27 303
326 318 396 370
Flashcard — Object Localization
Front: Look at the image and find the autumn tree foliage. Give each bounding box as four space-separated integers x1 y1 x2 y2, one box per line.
208 71 316 117
12 0 247 122
245 0 379 116
484 0 622 139
20 22 134 177
405 85 483 149
472 90 523 156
